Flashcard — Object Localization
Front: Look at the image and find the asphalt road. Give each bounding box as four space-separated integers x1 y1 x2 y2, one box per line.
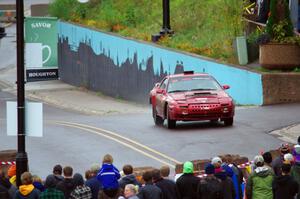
1 90 300 179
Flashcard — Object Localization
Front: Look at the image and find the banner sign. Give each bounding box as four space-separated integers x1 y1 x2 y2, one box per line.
25 17 58 81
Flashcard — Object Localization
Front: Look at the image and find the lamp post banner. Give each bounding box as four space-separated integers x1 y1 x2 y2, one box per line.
25 17 58 81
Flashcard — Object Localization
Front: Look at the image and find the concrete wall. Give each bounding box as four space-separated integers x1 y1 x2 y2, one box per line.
263 73 300 105
58 21 263 105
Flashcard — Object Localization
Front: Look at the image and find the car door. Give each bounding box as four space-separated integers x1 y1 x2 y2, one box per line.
156 78 168 117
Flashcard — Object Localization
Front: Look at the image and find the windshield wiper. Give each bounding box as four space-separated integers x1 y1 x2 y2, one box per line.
191 88 217 91
168 90 187 93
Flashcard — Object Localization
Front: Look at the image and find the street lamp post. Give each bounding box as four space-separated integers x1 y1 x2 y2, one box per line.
15 0 28 187
160 0 173 35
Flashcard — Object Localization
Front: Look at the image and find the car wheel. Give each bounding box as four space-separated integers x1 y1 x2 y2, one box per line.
153 106 164 125
166 108 176 129
224 117 233 126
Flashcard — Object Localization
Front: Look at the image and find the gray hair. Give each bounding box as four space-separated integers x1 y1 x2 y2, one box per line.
125 184 138 194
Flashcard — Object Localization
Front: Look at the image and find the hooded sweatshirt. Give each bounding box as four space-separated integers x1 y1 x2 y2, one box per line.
14 184 40 199
272 174 298 199
176 162 200 199
246 166 274 199
118 174 141 189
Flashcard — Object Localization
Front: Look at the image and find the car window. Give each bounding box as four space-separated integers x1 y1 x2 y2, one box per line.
167 76 221 93
159 78 168 90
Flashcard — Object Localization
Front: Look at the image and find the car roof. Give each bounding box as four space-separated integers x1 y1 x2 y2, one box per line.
167 72 211 79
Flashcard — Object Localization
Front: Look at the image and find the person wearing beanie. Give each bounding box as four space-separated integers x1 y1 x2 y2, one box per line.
176 161 200 199
40 174 64 199
197 163 223 199
70 173 92 199
272 143 290 176
272 163 298 199
246 155 274 199
211 157 222 169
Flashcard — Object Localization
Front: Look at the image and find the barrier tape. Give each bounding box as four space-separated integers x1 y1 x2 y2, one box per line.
1 161 15 165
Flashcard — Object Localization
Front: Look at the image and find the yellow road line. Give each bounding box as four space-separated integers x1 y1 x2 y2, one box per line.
53 120 182 165
56 122 175 168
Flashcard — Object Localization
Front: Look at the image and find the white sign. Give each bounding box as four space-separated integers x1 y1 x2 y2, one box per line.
6 101 43 137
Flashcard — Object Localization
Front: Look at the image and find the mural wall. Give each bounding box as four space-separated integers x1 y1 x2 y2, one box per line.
58 22 263 105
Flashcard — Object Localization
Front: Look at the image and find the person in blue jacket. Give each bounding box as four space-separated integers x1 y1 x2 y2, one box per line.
97 154 121 198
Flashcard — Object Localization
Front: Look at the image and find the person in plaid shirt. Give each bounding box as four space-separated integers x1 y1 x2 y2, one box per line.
40 174 65 199
70 173 92 199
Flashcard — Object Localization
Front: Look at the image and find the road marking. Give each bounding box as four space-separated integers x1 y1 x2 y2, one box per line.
53 121 176 168
55 121 182 164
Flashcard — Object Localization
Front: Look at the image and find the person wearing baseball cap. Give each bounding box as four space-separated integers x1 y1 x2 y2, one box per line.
272 143 291 176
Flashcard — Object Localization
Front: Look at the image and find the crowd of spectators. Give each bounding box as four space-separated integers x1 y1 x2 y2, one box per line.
2 137 300 199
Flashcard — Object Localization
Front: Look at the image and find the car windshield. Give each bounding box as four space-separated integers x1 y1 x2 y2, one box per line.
167 76 222 93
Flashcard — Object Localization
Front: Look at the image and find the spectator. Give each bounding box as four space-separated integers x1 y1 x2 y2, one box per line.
118 165 140 190
53 164 64 186
272 143 290 176
246 155 274 199
85 170 92 181
291 145 300 199
262 152 273 172
56 166 76 199
197 163 223 199
0 167 16 199
70 173 92 199
14 172 40 199
176 161 200 199
137 170 162 199
272 163 298 199
214 166 235 199
40 174 64 199
160 166 172 180
97 154 120 198
284 153 294 165
211 157 222 170
123 184 138 199
32 175 45 192
152 169 178 199
85 164 102 199
7 165 16 187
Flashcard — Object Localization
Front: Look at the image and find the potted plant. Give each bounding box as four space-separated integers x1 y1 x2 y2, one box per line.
258 0 300 70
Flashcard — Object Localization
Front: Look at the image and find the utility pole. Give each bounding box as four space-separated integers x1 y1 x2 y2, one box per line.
16 0 28 187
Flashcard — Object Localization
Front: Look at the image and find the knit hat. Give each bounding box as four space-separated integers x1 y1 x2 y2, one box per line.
205 164 215 174
7 165 16 178
284 153 294 163
211 157 222 165
280 143 290 154
73 173 84 186
45 175 56 188
254 155 264 166
183 161 194 174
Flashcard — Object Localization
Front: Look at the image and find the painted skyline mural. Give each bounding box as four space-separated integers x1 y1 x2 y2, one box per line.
58 22 263 105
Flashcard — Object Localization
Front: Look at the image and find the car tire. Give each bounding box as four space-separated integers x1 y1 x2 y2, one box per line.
166 108 176 129
153 106 164 125
224 117 233 126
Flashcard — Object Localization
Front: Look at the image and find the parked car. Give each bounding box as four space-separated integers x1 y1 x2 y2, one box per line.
149 71 235 128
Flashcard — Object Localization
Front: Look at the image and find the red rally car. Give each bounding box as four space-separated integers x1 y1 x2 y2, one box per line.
149 71 235 128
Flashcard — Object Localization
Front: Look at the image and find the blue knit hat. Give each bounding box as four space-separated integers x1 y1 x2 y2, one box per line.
205 163 215 174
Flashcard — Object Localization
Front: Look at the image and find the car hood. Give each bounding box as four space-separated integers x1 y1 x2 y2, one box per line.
168 90 230 103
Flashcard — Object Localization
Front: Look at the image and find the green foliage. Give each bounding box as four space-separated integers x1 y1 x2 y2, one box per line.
49 0 245 62
266 0 294 39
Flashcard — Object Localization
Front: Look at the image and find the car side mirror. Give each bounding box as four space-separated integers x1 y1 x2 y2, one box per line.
156 89 166 94
222 85 230 90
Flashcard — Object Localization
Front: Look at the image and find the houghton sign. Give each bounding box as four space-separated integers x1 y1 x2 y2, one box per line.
25 17 58 82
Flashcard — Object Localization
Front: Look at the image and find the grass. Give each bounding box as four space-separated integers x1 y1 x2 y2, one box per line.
49 0 246 63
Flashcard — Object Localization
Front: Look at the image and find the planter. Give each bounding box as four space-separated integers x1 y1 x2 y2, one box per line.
259 43 300 70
